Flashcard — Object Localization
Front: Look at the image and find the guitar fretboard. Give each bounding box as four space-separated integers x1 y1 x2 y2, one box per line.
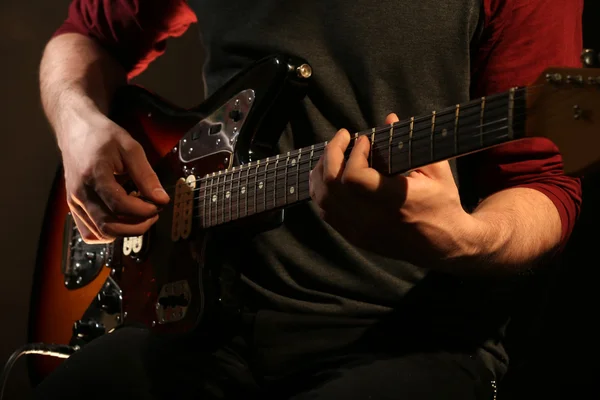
197 87 526 228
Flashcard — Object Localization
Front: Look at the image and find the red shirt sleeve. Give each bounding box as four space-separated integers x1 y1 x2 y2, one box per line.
52 0 197 79
470 0 584 250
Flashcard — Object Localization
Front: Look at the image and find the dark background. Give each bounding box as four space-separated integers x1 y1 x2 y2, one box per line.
0 1 597 399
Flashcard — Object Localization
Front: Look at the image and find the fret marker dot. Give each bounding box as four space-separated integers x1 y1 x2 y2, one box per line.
290 186 295 194
442 128 448 137
291 159 297 166
226 191 231 199
241 187 246 194
212 195 217 203
398 141 404 150
259 181 264 189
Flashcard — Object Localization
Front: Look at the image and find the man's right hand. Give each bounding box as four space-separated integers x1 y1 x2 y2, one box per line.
60 114 170 244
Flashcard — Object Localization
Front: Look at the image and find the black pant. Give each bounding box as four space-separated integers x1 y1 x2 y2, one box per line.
34 311 496 400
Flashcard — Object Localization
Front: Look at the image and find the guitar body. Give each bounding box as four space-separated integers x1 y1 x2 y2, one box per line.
28 54 311 382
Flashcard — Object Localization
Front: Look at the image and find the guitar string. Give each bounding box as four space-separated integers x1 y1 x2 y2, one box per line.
175 100 517 202
132 87 526 197
193 124 513 227
135 80 580 197
183 83 583 206
186 124 508 229
187 110 516 211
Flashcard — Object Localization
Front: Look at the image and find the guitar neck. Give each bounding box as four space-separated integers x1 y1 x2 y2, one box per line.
199 87 527 228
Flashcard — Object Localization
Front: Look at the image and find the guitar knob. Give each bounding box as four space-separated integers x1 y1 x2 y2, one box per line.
97 290 121 314
72 319 105 341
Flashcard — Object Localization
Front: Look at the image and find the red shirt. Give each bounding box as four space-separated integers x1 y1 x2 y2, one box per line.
53 0 584 249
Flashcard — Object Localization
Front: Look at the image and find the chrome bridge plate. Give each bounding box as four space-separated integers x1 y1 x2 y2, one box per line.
155 280 191 324
178 89 255 163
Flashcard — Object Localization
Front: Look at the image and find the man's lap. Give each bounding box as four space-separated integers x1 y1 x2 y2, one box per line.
33 316 495 400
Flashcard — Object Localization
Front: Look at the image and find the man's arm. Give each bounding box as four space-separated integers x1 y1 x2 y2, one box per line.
40 0 196 242
464 0 584 271
42 0 196 144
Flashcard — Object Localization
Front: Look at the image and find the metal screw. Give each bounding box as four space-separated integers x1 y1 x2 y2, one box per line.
297 63 313 79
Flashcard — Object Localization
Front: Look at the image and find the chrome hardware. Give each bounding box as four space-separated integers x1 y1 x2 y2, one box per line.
155 280 192 324
545 73 563 83
566 75 584 84
70 276 123 346
581 49 599 68
62 213 109 290
179 89 255 163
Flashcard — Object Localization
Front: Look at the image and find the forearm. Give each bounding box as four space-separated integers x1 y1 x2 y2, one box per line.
40 33 126 148
464 187 562 274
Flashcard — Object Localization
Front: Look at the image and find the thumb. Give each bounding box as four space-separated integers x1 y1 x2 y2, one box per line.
384 112 400 125
121 141 170 205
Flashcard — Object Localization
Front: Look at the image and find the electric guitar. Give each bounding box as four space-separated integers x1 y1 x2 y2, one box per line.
28 54 600 382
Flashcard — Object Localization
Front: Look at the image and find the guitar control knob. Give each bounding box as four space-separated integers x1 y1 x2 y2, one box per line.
72 319 105 342
97 290 121 314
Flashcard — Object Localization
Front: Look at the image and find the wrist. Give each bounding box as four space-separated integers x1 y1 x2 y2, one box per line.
53 92 108 150
453 210 510 267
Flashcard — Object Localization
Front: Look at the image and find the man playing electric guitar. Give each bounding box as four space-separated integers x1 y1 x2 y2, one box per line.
36 0 583 398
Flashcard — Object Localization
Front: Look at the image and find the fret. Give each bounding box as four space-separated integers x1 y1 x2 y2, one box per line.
508 88 515 139
430 111 436 162
262 158 269 212
237 167 242 220
410 116 432 168
480 92 511 148
274 155 280 208
480 97 486 148
202 174 208 228
456 100 482 154
209 172 215 227
409 117 414 169
243 162 250 218
287 151 296 204
309 144 315 173
388 122 410 173
454 104 460 156
227 167 234 223
253 160 260 215
217 171 224 225
295 148 301 202
284 152 290 205
388 123 394 174
431 110 458 164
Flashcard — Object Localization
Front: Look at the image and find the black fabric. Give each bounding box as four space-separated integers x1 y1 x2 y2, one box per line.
34 313 496 400
185 0 512 379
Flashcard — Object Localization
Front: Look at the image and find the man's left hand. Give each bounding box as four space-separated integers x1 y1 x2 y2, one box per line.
309 113 479 264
